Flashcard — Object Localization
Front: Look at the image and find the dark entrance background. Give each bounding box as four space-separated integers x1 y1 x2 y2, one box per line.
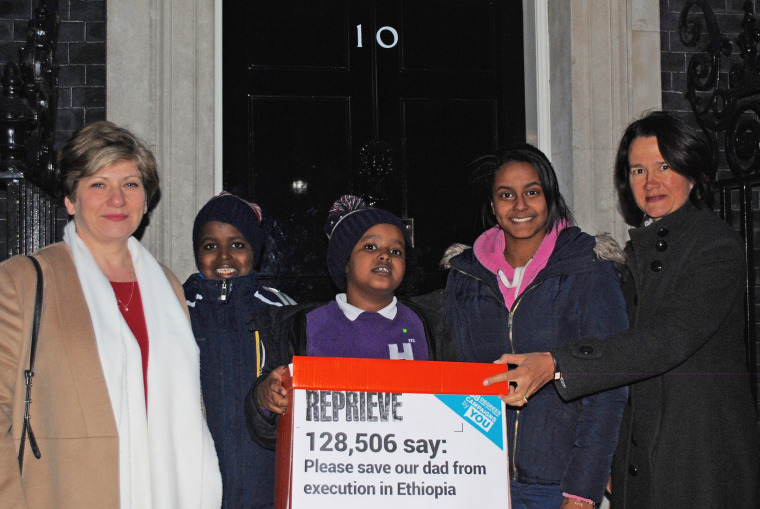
223 0 525 301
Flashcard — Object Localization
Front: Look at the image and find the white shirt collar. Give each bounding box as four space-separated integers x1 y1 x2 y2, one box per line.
335 293 398 321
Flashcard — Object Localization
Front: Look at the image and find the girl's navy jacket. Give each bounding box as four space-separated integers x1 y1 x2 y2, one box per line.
444 227 629 503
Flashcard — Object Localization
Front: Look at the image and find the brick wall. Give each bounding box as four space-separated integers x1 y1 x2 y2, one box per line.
0 0 105 253
661 0 747 106
0 0 106 148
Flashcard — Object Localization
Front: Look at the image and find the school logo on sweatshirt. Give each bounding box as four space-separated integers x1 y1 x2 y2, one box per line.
388 342 415 360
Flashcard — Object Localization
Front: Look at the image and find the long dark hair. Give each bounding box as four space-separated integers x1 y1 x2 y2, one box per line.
614 111 714 225
469 144 574 231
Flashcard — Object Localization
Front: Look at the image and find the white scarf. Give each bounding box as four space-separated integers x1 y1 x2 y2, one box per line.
63 221 222 508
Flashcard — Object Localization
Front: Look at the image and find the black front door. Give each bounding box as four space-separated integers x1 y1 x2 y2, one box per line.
223 0 524 301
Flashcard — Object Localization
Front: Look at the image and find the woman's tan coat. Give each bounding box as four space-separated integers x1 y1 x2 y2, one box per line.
0 242 188 508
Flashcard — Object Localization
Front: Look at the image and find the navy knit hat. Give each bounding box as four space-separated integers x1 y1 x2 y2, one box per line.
325 195 409 291
192 192 264 267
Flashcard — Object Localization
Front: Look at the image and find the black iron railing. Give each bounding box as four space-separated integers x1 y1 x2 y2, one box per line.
680 0 760 407
0 0 59 259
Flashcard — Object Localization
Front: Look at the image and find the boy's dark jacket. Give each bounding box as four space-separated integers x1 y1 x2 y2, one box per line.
244 291 457 449
183 272 291 509
443 227 628 503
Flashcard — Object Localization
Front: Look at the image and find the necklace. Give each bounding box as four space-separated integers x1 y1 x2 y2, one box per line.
115 281 136 311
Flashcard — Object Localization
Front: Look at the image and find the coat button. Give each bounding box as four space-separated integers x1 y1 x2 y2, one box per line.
631 435 637 445
580 345 594 355
629 464 638 476
651 260 663 272
655 239 668 251
657 227 669 237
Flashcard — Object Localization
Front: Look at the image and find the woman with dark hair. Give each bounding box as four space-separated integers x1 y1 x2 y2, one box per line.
0 121 222 508
443 144 629 508
487 112 760 508
613 110 714 225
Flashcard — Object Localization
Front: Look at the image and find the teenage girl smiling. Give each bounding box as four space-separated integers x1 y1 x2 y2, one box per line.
443 145 628 509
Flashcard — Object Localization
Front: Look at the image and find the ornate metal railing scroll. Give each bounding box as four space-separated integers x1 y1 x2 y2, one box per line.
0 0 60 259
679 0 760 406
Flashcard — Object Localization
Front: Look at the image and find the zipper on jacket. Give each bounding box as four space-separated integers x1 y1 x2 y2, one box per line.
508 310 519 478
453 262 546 480
506 281 543 480
454 264 523 473
220 279 230 303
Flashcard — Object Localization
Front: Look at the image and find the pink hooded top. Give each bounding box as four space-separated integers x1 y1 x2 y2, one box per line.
473 221 567 310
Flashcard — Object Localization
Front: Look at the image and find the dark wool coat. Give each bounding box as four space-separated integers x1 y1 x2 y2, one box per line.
244 291 458 449
183 272 293 509
445 227 628 503
553 202 760 508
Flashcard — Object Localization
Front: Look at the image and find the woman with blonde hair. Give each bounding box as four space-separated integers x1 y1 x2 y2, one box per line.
0 121 222 508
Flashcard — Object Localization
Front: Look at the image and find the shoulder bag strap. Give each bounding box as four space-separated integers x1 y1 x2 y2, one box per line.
18 255 43 472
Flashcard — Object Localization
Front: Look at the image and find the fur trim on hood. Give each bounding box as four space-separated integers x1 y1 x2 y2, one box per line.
439 233 626 271
439 243 470 270
593 232 626 271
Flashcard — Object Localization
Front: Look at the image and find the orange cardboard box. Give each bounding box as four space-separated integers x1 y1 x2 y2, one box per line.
275 356 511 508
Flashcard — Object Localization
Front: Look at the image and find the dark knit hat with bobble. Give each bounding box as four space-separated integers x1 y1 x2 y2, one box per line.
192 192 264 267
325 194 409 291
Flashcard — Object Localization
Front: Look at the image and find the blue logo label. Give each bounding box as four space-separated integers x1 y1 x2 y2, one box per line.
435 394 504 449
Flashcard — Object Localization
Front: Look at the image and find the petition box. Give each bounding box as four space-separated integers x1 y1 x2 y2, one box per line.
275 356 511 509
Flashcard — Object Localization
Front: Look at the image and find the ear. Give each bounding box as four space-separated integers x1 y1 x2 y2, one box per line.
64 196 76 216
490 201 495 216
144 201 148 214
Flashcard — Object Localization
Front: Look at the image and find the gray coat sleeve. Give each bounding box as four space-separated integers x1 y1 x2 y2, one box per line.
553 227 744 400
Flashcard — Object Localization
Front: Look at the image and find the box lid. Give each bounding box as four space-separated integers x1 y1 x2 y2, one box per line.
287 356 509 395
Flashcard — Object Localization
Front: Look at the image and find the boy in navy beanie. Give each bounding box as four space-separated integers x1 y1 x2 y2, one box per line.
191 191 265 272
245 195 456 454
183 192 293 509
324 194 411 292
